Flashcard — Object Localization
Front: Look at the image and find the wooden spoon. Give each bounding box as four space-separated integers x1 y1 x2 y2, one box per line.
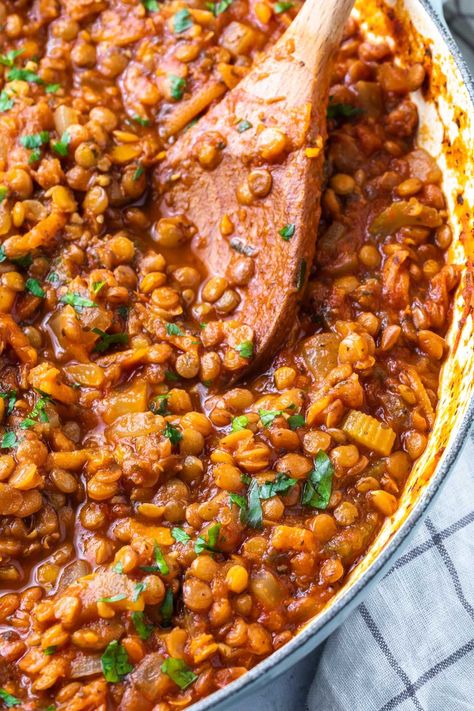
156 0 355 375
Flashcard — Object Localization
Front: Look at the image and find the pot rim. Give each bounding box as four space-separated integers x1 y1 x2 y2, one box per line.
188 3 474 709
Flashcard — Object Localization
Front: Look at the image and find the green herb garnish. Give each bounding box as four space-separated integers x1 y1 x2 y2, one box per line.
92 328 129 353
258 409 283 428
288 413 305 429
7 68 43 84
194 523 221 555
51 131 70 156
161 657 198 690
228 492 247 523
231 415 249 431
301 450 334 509
92 280 106 295
169 75 186 100
235 340 254 359
173 8 193 33
0 91 14 113
258 472 296 499
160 588 174 626
113 561 124 574
1 431 17 449
59 292 96 310
163 422 182 445
141 0 159 11
133 163 144 181
101 640 133 683
98 593 127 603
166 323 184 337
25 278 45 298
274 1 293 13
326 101 363 120
140 541 170 575
207 0 233 15
0 391 17 416
0 187 7 203
0 689 21 707
132 582 147 603
150 394 169 415
46 83 61 94
171 527 191 543
246 478 263 528
279 223 295 241
0 49 24 67
131 611 153 640
43 646 57 655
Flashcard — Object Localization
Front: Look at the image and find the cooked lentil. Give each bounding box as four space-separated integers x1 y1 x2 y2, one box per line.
0 0 461 708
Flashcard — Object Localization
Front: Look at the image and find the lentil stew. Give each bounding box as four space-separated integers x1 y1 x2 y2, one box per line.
0 0 464 708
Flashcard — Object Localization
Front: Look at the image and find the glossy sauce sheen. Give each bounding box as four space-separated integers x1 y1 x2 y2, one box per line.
0 0 460 708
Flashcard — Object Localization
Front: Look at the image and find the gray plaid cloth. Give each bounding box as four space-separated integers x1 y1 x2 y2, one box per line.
229 4 474 710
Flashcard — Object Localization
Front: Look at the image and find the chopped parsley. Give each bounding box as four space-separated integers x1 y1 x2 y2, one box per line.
171 527 191 543
301 450 334 509
46 272 59 283
258 472 296 499
43 646 57 655
169 74 186 100
173 8 193 33
20 396 50 429
0 187 7 203
150 394 169 415
141 0 159 10
232 415 249 431
20 131 49 163
1 431 17 449
45 83 60 94
98 593 127 603
25 278 45 298
7 68 43 84
161 657 198 690
160 588 174 626
59 292 96 310
235 340 254 359
113 561 124 574
12 253 32 268
206 0 233 15
259 409 283 428
132 114 150 126
0 91 14 113
246 478 263 528
101 640 133 683
132 581 147 602
239 473 297 528
0 49 24 67
279 223 295 241
131 611 153 640
163 422 183 445
288 413 305 430
228 492 247 523
236 119 252 133
194 523 221 555
92 328 129 353
133 163 144 181
166 323 184 337
326 101 363 120
274 1 293 12
51 131 70 157
0 689 21 707
165 370 179 381
140 541 170 575
92 280 106 295
0 391 17 416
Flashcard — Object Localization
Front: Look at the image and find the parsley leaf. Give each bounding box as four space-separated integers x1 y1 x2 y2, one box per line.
101 640 133 683
247 478 263 528
7 68 43 83
140 541 170 575
133 163 144 181
0 187 7 203
165 323 184 337
288 413 305 430
236 340 253 358
92 280 106 295
92 328 128 353
98 593 127 603
207 0 233 16
132 114 150 126
236 119 252 133
20 131 49 149
0 689 21 707
274 1 293 13
150 394 169 415
0 91 14 113
0 391 17 416
141 0 159 10
132 582 147 602
326 101 363 120
51 131 70 156
47 272 59 283
171 527 191 543
194 523 221 555
228 492 247 523
0 49 23 67
59 292 96 310
113 561 124 574
25 278 45 298
259 409 283 428
173 8 193 33
165 370 179 381
258 472 296 499
163 422 182 445
161 657 198 690
169 74 186 100
20 396 50 429
131 611 153 640
301 450 334 509
46 83 60 94
43 646 57 655
160 588 174 626
279 223 295 241
1 431 17 449
232 415 249 431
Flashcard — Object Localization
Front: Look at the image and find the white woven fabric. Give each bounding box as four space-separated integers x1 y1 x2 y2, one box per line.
229 5 474 710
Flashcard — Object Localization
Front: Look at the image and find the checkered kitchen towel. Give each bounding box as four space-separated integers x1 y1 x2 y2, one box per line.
231 4 474 710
